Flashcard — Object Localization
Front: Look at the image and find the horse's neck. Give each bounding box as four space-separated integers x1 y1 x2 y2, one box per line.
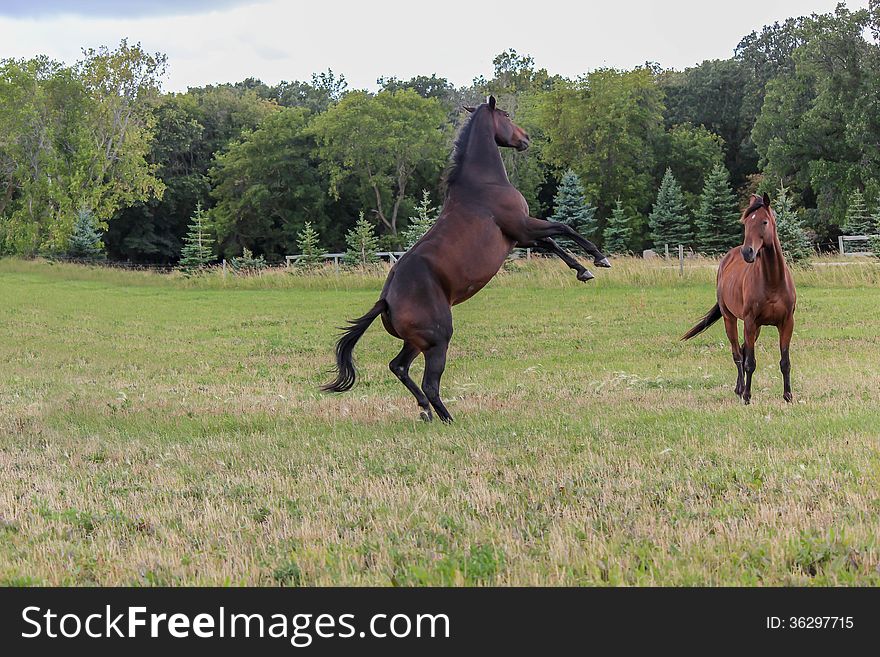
458 117 509 188
759 236 787 287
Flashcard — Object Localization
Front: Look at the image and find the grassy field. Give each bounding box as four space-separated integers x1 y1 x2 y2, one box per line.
1 256 879 586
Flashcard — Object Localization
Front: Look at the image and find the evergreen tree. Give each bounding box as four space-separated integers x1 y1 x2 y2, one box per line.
694 164 740 255
343 212 379 266
602 198 632 254
229 247 267 275
842 189 873 236
549 169 598 241
649 168 692 251
178 203 214 274
296 221 324 268
775 185 812 264
402 190 437 249
870 207 880 258
65 208 105 260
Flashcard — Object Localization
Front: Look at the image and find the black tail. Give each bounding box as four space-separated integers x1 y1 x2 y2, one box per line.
322 298 388 392
681 303 722 340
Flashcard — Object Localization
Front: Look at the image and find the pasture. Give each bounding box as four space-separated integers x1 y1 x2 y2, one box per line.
1 257 879 585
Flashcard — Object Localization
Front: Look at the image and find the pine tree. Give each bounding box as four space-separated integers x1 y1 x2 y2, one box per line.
402 190 437 249
229 247 267 275
842 189 873 236
296 221 324 268
344 211 379 266
602 198 632 255
775 185 812 264
66 208 104 260
694 164 740 255
178 202 214 274
870 207 880 258
549 169 598 241
649 168 692 251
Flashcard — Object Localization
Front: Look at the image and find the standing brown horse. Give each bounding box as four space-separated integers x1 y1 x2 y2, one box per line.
323 96 610 421
682 192 797 404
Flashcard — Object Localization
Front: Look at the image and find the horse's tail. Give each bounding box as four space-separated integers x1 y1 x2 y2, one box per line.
681 303 722 341
322 298 388 392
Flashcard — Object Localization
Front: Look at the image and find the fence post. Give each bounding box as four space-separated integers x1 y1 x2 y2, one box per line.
222 259 227 279
334 255 340 275
838 235 844 256
526 248 531 260
664 243 670 260
678 244 684 276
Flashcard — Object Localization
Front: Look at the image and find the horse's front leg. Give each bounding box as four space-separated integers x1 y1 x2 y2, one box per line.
742 320 761 405
778 316 794 403
519 237 595 281
501 217 611 268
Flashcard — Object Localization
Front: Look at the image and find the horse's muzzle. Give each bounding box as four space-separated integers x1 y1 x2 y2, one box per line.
741 246 756 263
516 137 530 151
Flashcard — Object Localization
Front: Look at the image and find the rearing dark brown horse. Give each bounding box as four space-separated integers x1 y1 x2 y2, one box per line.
682 193 797 404
323 96 610 421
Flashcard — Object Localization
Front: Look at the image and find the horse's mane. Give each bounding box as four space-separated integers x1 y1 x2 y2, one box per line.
741 196 766 222
442 105 482 190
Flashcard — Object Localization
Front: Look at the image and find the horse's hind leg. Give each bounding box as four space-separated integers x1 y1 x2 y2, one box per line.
778 316 794 403
422 342 453 423
723 315 744 397
389 342 433 421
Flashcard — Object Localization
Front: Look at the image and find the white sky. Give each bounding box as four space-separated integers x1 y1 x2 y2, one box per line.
0 0 871 92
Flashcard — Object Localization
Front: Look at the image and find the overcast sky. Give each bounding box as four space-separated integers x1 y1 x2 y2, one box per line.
0 0 871 92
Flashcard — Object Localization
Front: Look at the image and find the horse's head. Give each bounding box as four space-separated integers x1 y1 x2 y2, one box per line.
740 192 776 264
464 96 530 151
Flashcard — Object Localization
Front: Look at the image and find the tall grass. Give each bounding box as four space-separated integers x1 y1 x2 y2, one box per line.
3 254 878 292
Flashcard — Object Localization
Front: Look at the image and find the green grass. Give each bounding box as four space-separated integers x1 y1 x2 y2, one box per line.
1 256 879 585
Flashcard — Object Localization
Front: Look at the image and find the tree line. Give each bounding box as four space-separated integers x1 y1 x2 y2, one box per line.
2 3 880 264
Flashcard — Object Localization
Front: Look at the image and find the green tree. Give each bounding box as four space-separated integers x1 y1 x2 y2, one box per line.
649 169 692 250
310 89 449 236
401 190 437 249
210 106 332 259
229 247 267 276
296 221 324 268
274 69 348 113
603 199 633 255
344 212 379 266
178 203 214 273
866 205 880 256
549 170 598 240
843 189 874 235
658 59 758 186
0 41 166 254
532 66 666 241
751 5 878 241
775 185 813 264
104 93 208 262
694 164 741 254
65 208 105 260
660 123 726 208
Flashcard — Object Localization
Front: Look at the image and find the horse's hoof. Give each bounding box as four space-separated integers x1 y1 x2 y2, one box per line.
595 257 611 268
783 392 793 403
577 269 595 282
742 397 751 406
419 409 433 422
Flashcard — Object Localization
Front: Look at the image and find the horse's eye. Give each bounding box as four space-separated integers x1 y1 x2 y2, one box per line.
762 220 768 225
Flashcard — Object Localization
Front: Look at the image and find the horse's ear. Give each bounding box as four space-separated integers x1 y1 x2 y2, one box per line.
762 192 771 208
462 105 475 113
488 95 496 110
